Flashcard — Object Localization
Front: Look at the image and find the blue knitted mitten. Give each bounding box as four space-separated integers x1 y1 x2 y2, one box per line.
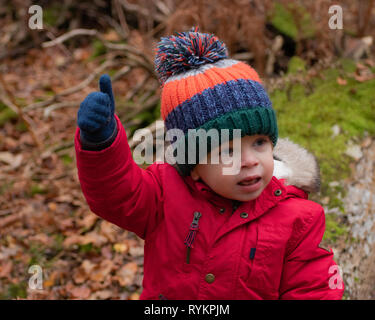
77 74 117 149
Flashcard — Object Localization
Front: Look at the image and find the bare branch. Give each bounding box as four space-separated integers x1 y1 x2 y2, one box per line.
42 29 98 48
43 101 80 119
112 65 132 82
117 0 165 22
114 0 130 38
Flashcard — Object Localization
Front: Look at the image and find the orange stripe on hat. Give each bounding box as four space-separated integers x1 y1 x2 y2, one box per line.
161 61 262 119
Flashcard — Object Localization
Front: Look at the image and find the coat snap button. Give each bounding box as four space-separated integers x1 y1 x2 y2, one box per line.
219 208 225 214
274 189 282 196
205 273 215 283
240 212 248 219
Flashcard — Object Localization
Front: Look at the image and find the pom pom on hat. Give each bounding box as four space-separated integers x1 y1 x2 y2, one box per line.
155 26 228 84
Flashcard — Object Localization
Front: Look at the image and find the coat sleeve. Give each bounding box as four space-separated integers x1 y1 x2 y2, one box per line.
74 114 163 240
279 205 344 300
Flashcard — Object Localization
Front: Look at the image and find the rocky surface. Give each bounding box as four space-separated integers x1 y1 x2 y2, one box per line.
333 135 375 299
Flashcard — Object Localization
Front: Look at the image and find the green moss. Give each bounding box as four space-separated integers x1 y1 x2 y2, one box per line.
272 59 375 193
134 110 154 123
0 107 17 126
29 243 46 266
2 283 27 299
43 4 63 27
271 58 375 243
153 102 161 119
79 243 100 254
14 97 27 107
90 39 107 59
0 180 14 196
60 154 73 166
271 2 298 39
16 121 28 132
33 97 44 103
29 184 47 196
323 214 348 242
52 234 64 252
107 69 117 77
287 56 307 75
270 2 315 40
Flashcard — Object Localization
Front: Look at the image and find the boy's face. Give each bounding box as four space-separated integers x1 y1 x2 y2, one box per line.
190 134 274 202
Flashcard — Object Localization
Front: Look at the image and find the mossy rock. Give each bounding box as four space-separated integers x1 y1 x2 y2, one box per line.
271 58 375 243
287 56 307 75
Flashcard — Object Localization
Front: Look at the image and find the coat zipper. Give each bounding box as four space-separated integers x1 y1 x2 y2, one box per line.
232 200 240 214
184 211 202 264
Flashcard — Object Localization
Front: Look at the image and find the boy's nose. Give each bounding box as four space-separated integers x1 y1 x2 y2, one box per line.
241 149 259 168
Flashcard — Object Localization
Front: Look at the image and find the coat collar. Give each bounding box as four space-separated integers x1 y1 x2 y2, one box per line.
183 175 298 219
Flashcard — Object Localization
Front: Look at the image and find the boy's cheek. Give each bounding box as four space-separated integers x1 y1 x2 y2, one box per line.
221 153 241 176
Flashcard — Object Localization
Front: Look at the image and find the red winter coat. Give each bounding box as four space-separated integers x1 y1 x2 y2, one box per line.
75 115 344 300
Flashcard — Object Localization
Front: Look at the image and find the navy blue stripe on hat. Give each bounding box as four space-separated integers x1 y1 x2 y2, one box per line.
164 79 272 133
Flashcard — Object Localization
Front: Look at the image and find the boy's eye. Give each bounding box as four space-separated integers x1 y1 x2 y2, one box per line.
254 138 268 146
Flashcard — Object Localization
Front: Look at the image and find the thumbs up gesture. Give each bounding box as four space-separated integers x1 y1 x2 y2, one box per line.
77 74 116 144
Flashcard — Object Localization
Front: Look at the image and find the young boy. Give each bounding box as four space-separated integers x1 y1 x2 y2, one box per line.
75 28 344 299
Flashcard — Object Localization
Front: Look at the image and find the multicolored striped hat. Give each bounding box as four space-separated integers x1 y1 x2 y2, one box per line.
155 27 278 175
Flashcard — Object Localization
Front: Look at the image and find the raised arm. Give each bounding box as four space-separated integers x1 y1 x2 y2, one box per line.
75 75 163 239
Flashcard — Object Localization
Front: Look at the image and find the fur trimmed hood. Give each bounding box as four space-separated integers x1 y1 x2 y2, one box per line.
273 138 321 193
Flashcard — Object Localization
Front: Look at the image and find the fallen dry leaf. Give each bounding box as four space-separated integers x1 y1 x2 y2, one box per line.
70 286 91 299
356 62 367 71
89 290 113 300
113 242 129 254
80 232 108 246
113 262 138 287
77 213 98 229
44 270 62 288
0 261 13 278
63 234 83 248
89 259 115 283
354 73 374 82
102 30 121 42
128 292 140 300
100 220 118 242
0 214 21 229
364 58 375 68
0 152 23 169
336 77 347 86
28 233 52 246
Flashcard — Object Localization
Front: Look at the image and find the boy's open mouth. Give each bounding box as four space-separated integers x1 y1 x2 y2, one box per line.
237 176 261 186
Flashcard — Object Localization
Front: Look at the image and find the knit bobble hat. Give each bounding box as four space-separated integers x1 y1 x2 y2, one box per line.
155 27 278 176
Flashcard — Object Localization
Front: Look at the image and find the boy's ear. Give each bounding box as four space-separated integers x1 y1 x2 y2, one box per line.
190 167 200 181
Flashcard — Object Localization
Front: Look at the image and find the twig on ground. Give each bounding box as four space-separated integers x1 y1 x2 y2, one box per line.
43 101 80 119
42 29 98 48
112 65 132 82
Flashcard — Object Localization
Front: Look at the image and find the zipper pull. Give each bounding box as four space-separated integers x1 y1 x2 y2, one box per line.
232 200 240 214
184 211 202 264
